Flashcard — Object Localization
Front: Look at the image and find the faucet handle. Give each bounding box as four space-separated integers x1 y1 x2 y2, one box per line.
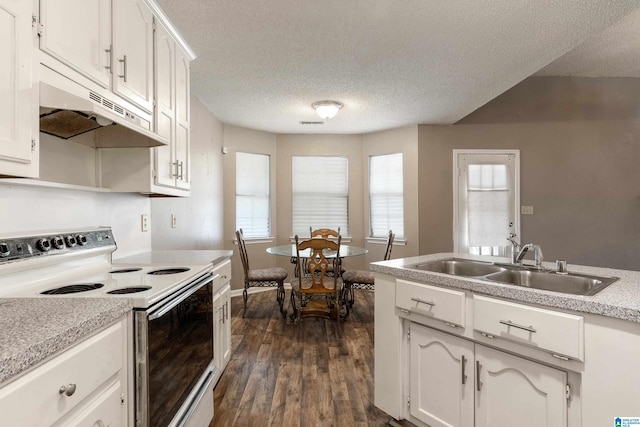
556 260 568 274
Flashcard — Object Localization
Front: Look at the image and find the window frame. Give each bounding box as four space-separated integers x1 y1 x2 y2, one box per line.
291 155 349 237
368 152 404 239
235 151 272 239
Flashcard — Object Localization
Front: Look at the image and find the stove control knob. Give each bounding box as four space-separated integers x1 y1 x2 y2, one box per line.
51 236 65 250
0 243 10 257
37 238 52 252
65 235 77 247
76 235 88 246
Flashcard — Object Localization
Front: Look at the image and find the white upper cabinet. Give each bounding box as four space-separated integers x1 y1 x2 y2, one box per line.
39 0 154 115
111 0 154 113
0 0 38 177
38 0 111 89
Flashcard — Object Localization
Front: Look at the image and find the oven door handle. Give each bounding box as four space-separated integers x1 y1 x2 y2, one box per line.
148 272 216 320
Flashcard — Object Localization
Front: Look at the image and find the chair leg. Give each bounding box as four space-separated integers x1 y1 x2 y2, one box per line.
289 289 298 321
242 286 249 318
276 281 287 318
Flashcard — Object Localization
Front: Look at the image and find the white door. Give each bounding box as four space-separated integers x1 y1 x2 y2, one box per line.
174 48 190 189
39 0 111 88
111 0 153 113
410 323 474 427
475 345 567 427
454 150 519 257
0 0 34 169
154 21 176 187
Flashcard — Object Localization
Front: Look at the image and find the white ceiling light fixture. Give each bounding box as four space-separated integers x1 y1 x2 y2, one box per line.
312 100 343 119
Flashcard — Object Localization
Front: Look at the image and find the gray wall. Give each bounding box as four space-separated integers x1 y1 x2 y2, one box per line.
418 76 640 271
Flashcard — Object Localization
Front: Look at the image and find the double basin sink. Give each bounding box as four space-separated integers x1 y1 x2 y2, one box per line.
407 258 618 296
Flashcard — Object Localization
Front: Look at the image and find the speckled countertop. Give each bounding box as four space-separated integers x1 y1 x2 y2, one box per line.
371 253 640 323
113 250 232 266
0 298 132 385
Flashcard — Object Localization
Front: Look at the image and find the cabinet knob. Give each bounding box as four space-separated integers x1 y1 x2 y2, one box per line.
59 383 77 396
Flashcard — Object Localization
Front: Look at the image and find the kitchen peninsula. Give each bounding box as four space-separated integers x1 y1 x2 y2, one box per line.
372 253 640 427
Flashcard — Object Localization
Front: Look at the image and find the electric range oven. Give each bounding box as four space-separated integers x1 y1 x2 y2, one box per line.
0 227 216 427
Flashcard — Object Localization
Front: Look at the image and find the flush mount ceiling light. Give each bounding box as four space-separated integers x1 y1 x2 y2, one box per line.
312 100 343 119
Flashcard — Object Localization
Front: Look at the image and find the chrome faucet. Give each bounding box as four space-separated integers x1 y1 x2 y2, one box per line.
515 243 544 270
507 234 520 264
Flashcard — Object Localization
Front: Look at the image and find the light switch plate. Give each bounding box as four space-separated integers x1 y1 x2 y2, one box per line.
521 205 534 215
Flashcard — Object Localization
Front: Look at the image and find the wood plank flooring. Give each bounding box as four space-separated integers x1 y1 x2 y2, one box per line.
211 289 391 427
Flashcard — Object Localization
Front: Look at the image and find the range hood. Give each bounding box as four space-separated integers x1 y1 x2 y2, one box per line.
39 67 168 148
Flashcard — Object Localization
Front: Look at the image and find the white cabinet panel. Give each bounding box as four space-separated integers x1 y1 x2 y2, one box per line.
111 0 154 113
0 0 37 177
410 323 474 427
475 344 567 427
39 0 111 88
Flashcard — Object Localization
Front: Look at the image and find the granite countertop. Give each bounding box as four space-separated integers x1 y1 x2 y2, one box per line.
113 249 233 266
371 252 640 323
0 298 132 385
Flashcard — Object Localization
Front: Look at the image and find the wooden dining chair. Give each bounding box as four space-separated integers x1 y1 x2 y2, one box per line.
309 227 341 239
290 235 344 332
341 230 395 315
236 229 288 318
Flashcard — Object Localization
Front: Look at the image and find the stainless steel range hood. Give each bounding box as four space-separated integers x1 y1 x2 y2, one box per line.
39 68 168 148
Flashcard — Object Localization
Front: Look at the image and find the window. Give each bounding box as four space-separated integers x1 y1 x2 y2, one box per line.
369 153 404 238
291 156 349 237
236 152 271 238
454 150 519 256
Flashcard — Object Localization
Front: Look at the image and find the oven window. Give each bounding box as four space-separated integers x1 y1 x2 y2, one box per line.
147 280 214 426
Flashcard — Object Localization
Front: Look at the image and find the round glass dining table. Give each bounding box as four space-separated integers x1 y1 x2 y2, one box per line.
266 244 368 258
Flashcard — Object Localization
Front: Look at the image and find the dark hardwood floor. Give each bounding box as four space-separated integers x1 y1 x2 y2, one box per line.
211 288 391 427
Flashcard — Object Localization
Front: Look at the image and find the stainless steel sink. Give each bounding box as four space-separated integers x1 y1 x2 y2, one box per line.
407 257 618 296
484 269 618 296
408 258 508 277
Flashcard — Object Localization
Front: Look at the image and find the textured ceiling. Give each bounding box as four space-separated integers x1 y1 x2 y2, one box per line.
156 0 640 134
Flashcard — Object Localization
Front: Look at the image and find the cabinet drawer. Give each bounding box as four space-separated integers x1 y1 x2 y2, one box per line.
0 321 124 426
473 295 584 361
213 259 232 283
396 279 465 327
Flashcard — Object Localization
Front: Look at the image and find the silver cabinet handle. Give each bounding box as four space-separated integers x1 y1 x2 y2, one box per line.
59 383 77 396
411 297 435 307
499 319 537 333
178 161 184 180
172 161 180 178
118 55 127 82
104 46 112 71
461 355 467 385
476 361 482 391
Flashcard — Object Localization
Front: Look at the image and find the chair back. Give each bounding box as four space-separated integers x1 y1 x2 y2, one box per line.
236 229 250 276
383 230 395 261
309 227 341 239
295 235 342 290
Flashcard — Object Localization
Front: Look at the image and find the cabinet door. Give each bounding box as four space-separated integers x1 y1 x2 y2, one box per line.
154 21 176 187
39 0 111 88
475 345 567 427
219 283 232 367
0 0 35 173
112 0 153 113
410 323 474 427
174 47 190 189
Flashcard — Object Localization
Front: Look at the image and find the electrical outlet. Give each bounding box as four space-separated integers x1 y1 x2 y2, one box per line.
171 214 177 228
141 214 149 232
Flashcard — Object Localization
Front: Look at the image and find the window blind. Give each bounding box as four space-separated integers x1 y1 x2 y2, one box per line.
291 156 349 237
467 164 509 247
369 153 404 238
236 152 271 238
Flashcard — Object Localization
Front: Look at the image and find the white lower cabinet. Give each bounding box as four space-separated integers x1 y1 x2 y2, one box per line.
212 259 232 387
0 317 128 426
409 322 567 427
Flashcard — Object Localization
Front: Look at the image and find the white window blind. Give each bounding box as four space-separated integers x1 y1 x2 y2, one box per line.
369 153 404 238
467 164 509 247
291 156 349 237
236 152 270 238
